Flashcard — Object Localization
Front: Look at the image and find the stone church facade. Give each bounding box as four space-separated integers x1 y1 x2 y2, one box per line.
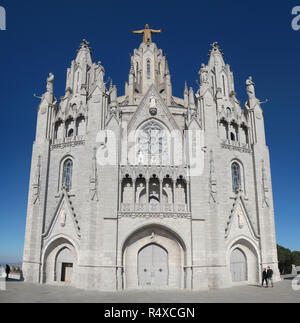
22 34 280 290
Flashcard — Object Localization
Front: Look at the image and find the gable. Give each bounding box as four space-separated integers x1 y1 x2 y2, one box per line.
42 190 81 241
225 194 259 241
127 84 181 133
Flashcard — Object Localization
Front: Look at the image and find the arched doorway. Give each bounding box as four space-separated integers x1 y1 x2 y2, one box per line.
228 238 259 284
42 237 77 285
230 248 247 282
138 243 168 287
122 225 186 289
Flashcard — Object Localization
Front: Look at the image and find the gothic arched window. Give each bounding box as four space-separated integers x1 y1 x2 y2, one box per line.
62 159 73 191
232 162 241 193
146 59 151 80
137 121 169 165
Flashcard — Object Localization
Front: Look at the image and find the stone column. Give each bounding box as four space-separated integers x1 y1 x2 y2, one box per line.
173 178 176 212
160 178 163 212
134 177 136 212
186 179 190 212
146 178 149 212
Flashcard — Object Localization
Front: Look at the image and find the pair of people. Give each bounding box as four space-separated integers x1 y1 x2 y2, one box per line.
261 266 273 287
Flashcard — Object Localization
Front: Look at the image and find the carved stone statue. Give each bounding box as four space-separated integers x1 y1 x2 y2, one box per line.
60 207 66 227
46 73 54 94
199 64 209 85
131 24 164 43
136 183 145 203
176 184 186 205
237 207 244 229
246 76 256 99
123 183 133 204
163 183 173 204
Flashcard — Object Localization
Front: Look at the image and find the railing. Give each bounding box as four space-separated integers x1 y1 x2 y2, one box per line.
52 135 85 145
221 140 252 154
120 203 188 213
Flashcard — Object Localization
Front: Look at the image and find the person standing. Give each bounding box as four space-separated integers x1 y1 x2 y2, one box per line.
5 265 10 280
267 266 274 288
261 268 268 287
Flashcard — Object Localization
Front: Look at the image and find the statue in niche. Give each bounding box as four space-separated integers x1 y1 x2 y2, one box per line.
163 183 173 204
123 183 133 204
136 182 145 203
176 184 186 205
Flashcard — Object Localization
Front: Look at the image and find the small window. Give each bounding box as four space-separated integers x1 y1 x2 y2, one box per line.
62 159 73 192
226 107 231 118
222 75 226 96
147 59 151 80
230 132 235 141
232 162 241 193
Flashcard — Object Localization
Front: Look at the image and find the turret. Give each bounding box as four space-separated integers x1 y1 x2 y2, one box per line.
125 41 173 106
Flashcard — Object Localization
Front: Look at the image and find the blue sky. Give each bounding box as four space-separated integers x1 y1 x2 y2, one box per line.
0 0 299 263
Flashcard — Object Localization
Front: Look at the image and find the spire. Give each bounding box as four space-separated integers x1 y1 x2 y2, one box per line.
208 41 225 68
76 39 92 65
209 42 224 57
184 81 188 108
109 78 113 92
188 87 196 109
188 87 196 119
184 81 188 94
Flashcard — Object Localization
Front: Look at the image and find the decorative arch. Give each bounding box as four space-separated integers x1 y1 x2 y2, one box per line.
76 115 86 136
122 223 186 289
227 237 260 284
41 235 78 284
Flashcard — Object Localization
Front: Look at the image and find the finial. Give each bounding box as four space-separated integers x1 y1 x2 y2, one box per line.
209 41 224 56
78 39 92 52
184 81 188 93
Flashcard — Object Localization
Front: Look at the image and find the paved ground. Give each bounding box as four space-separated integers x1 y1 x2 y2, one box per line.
0 275 299 303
